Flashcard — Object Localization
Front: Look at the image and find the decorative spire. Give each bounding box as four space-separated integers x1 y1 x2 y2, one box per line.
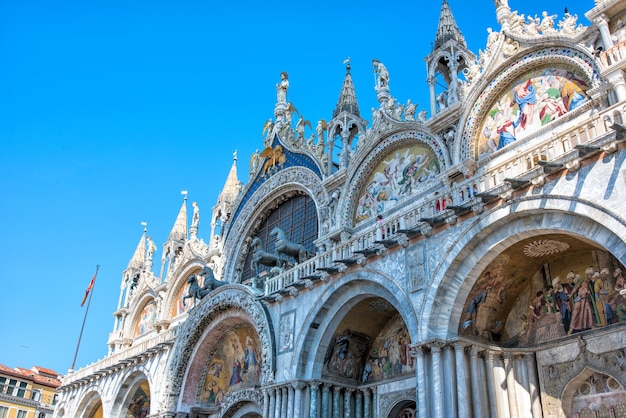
333 57 360 118
218 152 243 207
127 224 147 270
433 0 467 50
168 192 188 242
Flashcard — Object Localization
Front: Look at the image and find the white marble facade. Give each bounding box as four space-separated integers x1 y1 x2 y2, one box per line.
55 1 626 417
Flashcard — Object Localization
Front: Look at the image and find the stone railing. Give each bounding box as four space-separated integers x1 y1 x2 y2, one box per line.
600 39 626 69
62 326 179 385
263 103 624 297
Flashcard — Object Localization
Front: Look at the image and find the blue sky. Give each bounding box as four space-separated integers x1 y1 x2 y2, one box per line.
0 0 589 374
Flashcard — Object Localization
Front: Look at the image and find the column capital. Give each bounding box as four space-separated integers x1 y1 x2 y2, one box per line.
292 380 308 390
469 345 482 357
452 340 467 352
429 341 444 353
333 385 342 394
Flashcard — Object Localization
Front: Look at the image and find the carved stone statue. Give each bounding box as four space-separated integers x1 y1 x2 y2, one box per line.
191 201 200 229
271 227 309 263
276 71 289 103
182 266 224 305
251 237 280 276
404 99 417 121
373 59 389 88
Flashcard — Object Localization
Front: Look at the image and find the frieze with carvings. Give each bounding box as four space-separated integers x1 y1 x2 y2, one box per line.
220 389 264 418
541 346 626 401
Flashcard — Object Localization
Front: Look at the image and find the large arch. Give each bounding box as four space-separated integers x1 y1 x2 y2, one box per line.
293 272 419 381
110 368 151 418
456 46 601 162
343 130 451 227
74 387 104 418
221 166 327 283
159 285 275 413
420 196 626 341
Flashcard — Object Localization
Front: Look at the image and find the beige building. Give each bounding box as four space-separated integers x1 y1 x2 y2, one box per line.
56 0 626 416
0 364 61 418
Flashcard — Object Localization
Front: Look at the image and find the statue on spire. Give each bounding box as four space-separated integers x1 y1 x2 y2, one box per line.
276 72 289 103
372 60 389 88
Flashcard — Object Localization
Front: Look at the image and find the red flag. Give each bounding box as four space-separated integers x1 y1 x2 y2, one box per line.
81 274 96 307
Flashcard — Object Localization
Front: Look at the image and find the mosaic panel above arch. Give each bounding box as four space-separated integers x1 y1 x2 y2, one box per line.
458 234 626 347
353 141 441 224
197 324 262 406
133 300 157 338
475 67 589 157
461 47 599 161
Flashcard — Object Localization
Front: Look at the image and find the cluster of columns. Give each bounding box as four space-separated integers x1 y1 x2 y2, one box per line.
262 381 377 418
412 341 543 418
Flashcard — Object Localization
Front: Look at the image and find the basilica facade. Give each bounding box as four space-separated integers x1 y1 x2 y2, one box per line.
55 0 626 417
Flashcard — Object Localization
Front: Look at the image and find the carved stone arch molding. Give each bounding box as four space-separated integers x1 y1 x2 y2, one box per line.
458 46 601 161
546 349 626 418
379 389 416 418
158 286 275 413
343 130 451 227
419 197 626 342
110 367 151 417
222 166 326 282
220 389 264 418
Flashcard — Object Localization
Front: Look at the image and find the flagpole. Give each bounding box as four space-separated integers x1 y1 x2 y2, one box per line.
70 265 99 373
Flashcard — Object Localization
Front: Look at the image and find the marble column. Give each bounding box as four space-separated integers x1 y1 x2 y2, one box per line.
413 345 427 418
372 386 378 418
469 345 486 418
504 353 519 418
275 386 282 418
525 353 543 418
453 342 469 418
430 343 444 418
484 350 497 418
263 389 270 418
332 386 341 418
355 389 363 418
594 14 615 51
363 388 372 418
309 382 319 418
442 345 456 418
281 386 288 417
268 388 276 418
344 388 353 418
293 381 306 418
493 353 511 417
321 384 330 418
287 385 295 418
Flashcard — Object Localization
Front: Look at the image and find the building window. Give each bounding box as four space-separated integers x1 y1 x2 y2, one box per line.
16 381 27 397
0 406 8 418
241 193 318 282
16 411 28 418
